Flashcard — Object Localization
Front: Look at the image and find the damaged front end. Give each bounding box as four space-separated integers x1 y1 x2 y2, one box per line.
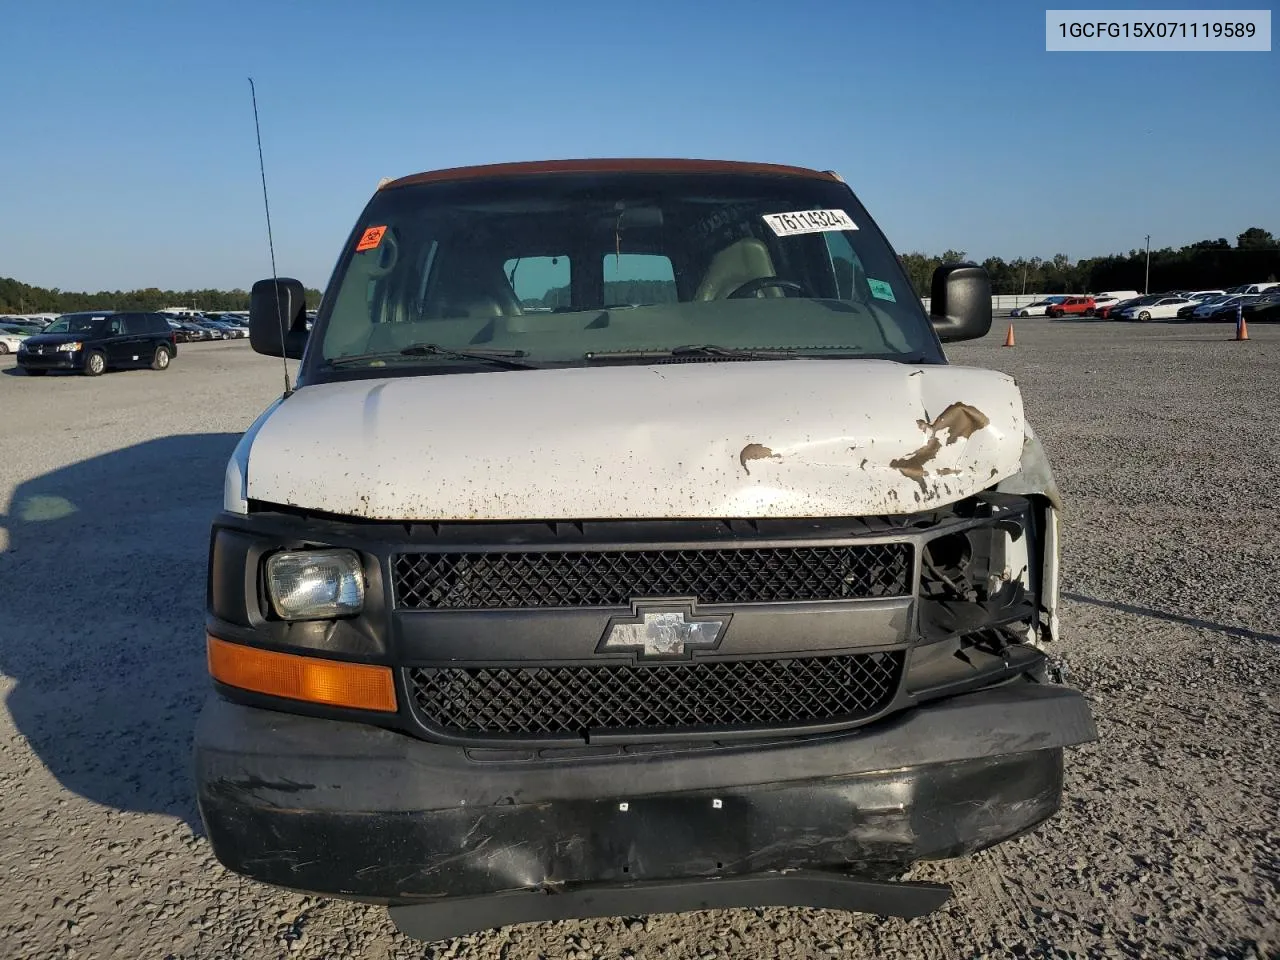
906 488 1059 704
905 422 1065 703
195 428 1089 938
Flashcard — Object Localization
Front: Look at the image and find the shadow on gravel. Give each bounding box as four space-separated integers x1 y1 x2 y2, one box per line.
0 433 240 828
1064 592 1279 645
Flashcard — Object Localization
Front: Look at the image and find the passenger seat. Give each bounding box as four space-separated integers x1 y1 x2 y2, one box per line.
694 237 784 300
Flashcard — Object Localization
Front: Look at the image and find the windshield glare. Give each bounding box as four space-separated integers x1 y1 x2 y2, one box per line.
311 172 941 374
44 314 108 334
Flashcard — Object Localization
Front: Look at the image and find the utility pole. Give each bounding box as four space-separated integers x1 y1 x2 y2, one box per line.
1144 235 1151 294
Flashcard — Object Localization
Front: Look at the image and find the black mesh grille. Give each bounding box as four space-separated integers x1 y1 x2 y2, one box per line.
393 543 912 609
406 652 904 736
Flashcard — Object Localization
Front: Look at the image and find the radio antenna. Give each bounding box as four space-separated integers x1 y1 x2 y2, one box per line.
248 77 292 397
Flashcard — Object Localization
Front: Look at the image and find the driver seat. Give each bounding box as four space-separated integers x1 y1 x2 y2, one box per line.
694 237 784 301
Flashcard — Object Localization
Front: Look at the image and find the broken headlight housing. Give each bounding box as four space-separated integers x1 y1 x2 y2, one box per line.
918 498 1038 648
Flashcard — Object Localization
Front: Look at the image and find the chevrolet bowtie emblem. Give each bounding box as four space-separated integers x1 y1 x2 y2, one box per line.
598 600 730 659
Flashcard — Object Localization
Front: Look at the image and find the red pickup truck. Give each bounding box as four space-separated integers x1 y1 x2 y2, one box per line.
1046 296 1095 318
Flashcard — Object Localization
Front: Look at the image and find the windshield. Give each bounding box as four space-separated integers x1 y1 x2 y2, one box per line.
44 314 108 334
308 171 942 377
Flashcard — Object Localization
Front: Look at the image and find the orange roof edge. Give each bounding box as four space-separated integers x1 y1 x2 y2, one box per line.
379 158 840 191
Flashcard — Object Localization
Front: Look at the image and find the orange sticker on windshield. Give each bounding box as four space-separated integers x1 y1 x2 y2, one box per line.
356 225 387 252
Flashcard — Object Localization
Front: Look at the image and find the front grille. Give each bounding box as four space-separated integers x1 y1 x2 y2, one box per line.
393 543 912 609
406 651 904 737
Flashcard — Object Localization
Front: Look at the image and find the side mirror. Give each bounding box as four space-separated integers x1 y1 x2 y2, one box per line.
929 263 992 342
250 278 309 359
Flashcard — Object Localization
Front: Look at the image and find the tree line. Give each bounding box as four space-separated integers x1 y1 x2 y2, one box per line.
5 226 1276 314
900 227 1279 298
0 277 323 315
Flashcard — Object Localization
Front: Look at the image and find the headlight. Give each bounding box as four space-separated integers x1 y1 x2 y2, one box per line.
57 341 82 352
265 549 365 619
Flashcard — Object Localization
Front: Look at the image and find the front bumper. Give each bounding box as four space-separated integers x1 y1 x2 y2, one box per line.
17 351 80 370
195 679 1095 935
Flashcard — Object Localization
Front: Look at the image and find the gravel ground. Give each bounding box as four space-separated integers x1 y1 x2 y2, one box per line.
0 324 1276 960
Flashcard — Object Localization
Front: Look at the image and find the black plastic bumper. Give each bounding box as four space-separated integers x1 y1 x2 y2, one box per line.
195 681 1095 934
17 353 79 370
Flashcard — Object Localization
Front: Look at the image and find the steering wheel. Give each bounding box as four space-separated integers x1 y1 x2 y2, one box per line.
727 276 807 299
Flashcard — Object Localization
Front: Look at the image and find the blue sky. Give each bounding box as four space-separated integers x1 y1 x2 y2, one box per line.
1 0 1276 292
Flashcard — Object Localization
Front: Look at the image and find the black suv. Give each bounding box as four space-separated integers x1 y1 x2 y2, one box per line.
18 311 177 376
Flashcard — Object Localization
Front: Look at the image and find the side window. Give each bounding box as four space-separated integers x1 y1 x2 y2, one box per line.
504 256 570 310
107 316 125 336
602 253 677 306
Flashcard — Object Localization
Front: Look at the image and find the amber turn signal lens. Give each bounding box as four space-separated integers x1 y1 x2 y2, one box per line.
207 635 396 712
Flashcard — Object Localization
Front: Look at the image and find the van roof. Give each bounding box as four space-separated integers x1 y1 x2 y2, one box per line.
380 158 840 192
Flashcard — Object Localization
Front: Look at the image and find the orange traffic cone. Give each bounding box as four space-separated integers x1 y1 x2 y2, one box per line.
1236 316 1249 341
1003 323 1016 347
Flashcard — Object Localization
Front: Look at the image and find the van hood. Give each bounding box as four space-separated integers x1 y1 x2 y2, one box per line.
243 360 1026 520
21 332 87 347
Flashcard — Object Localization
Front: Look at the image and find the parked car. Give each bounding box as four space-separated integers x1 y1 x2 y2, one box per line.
195 157 1097 942
1178 294 1235 319
1046 296 1095 318
17 311 177 376
1226 282 1280 296
1100 295 1155 319
208 319 249 339
1087 296 1127 317
1092 290 1141 303
1118 296 1194 321
1009 296 1068 317
0 328 28 355
0 317 50 334
167 319 211 343
191 319 230 340
1201 294 1260 321
1182 289 1225 302
1240 288 1280 322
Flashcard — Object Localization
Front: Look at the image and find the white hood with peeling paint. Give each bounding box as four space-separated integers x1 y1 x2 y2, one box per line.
241 360 1025 520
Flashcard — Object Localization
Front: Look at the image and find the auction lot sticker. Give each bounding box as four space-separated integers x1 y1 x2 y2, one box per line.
763 209 858 237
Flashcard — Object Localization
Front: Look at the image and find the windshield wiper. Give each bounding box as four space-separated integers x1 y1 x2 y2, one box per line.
584 344 799 361
326 343 539 370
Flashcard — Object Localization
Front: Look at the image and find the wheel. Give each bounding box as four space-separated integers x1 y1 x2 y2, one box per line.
0 342 8 355
25 368 47 376
1137 310 1151 322
151 346 172 370
83 351 106 376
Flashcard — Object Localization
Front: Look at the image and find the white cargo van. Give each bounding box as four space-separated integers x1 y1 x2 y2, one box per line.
194 158 1096 941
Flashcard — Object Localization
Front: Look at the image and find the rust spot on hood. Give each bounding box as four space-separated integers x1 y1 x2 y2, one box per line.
739 443 780 475
890 401 990 489
929 402 990 445
889 437 942 487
